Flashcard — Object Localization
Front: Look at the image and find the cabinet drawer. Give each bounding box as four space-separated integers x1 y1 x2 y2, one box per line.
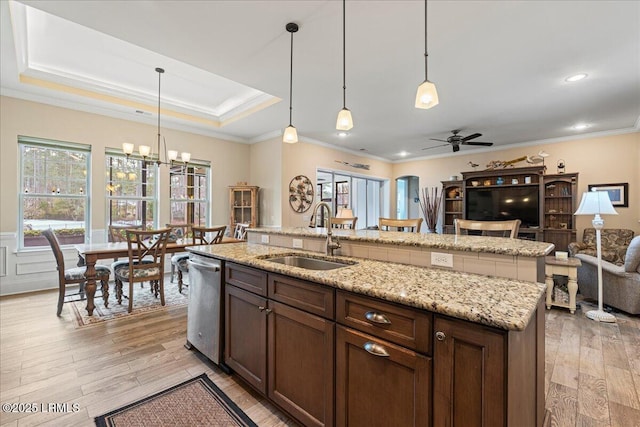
226 262 267 296
268 274 335 319
336 290 431 354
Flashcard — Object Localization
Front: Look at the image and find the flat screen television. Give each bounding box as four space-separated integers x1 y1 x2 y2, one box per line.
465 186 539 228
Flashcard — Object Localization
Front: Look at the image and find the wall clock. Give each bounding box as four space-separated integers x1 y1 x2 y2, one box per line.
289 175 314 213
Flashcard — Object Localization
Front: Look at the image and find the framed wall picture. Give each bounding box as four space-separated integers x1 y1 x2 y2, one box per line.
587 183 629 207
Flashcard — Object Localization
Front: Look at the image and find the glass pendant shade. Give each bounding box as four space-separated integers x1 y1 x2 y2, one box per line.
415 79 439 109
122 142 134 155
336 108 354 131
167 150 178 161
138 145 152 157
180 152 191 163
283 125 298 144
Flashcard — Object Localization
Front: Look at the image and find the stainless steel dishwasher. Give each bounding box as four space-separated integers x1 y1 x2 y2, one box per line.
185 253 223 365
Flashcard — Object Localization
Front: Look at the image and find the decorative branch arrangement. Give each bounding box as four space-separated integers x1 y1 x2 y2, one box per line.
418 187 442 232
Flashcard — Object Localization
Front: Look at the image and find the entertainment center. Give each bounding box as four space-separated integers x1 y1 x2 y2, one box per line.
442 166 578 253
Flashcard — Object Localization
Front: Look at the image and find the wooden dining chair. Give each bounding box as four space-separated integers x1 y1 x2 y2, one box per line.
454 219 521 238
113 228 171 313
165 223 192 283
233 222 250 240
379 217 423 233
331 217 358 229
174 225 227 293
43 228 111 316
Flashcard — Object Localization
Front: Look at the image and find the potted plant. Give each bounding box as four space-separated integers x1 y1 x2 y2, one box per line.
418 187 442 233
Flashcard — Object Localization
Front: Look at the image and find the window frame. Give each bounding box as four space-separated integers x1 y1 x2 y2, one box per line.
169 160 211 227
18 136 92 250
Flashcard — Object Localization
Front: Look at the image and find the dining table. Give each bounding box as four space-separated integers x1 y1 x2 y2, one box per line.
75 236 242 316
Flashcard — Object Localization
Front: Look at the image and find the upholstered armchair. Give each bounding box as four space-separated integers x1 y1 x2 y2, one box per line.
575 236 640 314
568 228 635 266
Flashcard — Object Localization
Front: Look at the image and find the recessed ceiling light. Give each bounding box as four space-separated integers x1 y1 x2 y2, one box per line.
565 73 587 82
571 123 590 130
398 151 409 157
338 132 349 137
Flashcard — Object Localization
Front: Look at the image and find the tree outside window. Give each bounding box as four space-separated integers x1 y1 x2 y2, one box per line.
19 137 90 248
105 152 158 233
169 163 210 227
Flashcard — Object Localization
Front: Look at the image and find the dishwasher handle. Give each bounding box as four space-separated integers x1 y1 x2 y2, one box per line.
187 259 221 272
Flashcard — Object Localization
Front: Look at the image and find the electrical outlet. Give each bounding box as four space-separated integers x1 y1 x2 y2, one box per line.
261 235 270 244
292 239 303 249
431 252 453 268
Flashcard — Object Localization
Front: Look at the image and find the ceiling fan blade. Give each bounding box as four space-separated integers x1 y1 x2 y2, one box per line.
421 143 449 150
429 138 448 142
461 133 482 142
465 141 493 146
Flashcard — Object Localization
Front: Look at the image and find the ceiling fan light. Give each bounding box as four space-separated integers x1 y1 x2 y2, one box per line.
415 80 439 109
283 125 298 144
336 108 353 131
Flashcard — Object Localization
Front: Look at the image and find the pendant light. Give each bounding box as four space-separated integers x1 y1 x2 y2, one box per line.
336 0 353 131
122 67 191 164
283 22 299 144
415 0 439 109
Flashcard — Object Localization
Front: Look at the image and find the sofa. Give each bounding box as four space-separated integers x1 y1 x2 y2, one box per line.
575 235 640 314
568 228 635 266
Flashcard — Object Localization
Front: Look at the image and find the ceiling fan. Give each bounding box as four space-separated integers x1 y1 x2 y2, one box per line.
422 130 494 153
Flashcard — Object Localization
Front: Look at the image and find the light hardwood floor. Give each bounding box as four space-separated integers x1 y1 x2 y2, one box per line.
1 290 639 426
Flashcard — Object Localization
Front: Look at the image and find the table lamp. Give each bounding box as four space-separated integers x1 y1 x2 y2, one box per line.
574 189 618 322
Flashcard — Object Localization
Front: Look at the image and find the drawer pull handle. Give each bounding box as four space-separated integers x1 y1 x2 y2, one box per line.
265 308 273 315
435 331 446 341
363 341 390 357
365 311 391 325
258 306 266 312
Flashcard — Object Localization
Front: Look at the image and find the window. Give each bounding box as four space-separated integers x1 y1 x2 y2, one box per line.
19 137 91 249
105 150 158 232
169 162 210 226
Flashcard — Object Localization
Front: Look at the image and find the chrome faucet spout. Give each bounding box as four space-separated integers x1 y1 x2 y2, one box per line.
312 202 340 255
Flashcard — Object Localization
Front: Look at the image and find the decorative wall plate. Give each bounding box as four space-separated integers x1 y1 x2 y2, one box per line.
289 175 314 213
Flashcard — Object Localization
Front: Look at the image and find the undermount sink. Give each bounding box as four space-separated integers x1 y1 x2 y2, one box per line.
263 255 355 271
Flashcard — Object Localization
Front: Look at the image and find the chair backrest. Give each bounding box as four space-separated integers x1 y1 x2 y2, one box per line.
234 223 250 240
379 217 423 233
125 228 171 278
109 224 143 242
42 228 65 272
454 219 521 238
165 223 193 242
331 217 358 229
582 228 635 249
192 226 227 245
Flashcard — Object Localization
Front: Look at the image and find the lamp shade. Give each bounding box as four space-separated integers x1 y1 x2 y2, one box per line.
283 125 298 144
575 190 619 216
180 152 191 163
336 108 354 131
122 143 134 155
167 150 178 161
337 208 354 218
415 80 439 109
138 145 151 157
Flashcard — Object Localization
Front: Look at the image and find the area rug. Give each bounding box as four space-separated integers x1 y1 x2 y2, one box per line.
95 373 257 427
69 280 188 327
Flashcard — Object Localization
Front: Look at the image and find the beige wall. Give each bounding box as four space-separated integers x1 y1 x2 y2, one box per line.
392 132 640 237
249 137 282 226
280 140 393 227
0 96 250 294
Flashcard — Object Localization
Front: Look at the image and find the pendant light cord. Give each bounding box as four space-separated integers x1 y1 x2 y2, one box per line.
423 0 429 81
156 67 164 164
342 0 347 108
289 29 294 126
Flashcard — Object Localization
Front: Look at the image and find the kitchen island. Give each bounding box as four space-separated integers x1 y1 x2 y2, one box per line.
188 242 546 426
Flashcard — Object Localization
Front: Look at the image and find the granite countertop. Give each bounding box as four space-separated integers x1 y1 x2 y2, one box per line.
188 242 546 331
248 227 554 257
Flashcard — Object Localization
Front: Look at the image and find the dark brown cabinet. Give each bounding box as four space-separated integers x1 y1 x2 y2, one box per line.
224 263 335 427
433 304 545 426
543 173 578 253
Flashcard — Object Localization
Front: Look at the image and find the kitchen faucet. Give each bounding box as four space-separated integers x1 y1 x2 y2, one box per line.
312 202 341 256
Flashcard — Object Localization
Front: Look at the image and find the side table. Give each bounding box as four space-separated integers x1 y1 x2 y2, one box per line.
545 256 582 314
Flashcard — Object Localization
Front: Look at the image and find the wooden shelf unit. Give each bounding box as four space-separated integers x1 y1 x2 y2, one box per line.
441 180 464 234
543 173 578 253
229 185 259 229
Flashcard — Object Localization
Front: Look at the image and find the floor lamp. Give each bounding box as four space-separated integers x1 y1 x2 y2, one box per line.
574 190 618 322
